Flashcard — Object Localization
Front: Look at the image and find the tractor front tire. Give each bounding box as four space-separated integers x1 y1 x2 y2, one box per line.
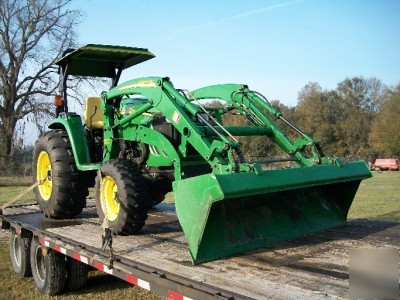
95 159 149 235
33 130 88 218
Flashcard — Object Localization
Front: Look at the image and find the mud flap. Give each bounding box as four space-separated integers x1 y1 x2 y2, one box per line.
173 161 371 264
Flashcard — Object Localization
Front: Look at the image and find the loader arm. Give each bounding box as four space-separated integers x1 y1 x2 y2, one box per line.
190 84 333 167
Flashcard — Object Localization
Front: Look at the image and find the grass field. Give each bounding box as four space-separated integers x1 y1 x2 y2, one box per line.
0 171 399 299
348 171 400 222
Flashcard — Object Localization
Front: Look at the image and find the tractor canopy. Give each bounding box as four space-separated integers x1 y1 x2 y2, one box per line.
54 44 155 77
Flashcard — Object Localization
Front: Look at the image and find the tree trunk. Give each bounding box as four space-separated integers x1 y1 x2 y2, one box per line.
0 119 16 166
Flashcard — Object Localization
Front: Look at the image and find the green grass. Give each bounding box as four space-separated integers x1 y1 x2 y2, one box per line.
0 172 398 298
0 177 36 205
0 176 32 187
348 171 400 222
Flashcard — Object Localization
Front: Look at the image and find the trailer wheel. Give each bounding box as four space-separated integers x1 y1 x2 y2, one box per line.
66 258 88 291
9 231 32 277
33 130 88 218
30 237 67 295
95 159 149 235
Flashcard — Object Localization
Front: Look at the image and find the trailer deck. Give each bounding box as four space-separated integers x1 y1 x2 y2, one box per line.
1 199 399 299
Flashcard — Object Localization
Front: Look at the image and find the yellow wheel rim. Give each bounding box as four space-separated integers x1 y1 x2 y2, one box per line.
37 151 52 201
100 176 120 221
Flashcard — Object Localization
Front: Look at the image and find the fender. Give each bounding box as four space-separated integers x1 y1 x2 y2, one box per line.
48 115 94 170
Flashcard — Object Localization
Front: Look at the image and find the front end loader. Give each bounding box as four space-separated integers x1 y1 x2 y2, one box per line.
33 44 372 264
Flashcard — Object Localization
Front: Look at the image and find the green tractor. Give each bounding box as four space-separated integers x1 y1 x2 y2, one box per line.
33 44 372 264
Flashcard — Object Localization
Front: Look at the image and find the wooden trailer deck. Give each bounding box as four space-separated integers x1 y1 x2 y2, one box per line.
2 199 399 299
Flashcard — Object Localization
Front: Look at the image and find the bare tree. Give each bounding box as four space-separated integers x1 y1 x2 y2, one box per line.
0 0 81 161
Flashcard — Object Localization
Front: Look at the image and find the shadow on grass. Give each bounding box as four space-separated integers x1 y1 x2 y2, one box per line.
64 271 132 296
366 210 400 222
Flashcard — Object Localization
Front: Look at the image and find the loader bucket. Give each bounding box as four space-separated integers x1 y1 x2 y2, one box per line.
173 161 371 264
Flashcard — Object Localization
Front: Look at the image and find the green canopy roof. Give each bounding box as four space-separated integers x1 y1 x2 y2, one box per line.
54 44 155 77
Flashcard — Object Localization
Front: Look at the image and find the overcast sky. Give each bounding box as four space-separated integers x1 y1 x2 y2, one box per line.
75 0 400 106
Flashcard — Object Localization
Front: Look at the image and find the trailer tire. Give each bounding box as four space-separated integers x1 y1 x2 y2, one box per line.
95 159 149 235
33 130 88 219
30 237 67 295
66 258 88 291
9 231 32 277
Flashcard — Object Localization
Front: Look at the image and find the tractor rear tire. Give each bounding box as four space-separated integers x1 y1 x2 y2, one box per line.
95 159 149 235
33 130 88 218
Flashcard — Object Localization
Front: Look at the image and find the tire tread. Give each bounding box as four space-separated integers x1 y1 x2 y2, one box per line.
95 159 149 235
33 130 88 218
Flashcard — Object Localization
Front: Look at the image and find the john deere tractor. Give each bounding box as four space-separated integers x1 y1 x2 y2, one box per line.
33 44 372 264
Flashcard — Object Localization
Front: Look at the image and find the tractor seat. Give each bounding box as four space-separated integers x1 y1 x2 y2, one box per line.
84 97 104 129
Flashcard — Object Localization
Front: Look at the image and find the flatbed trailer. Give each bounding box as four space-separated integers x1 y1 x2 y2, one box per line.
1 199 399 299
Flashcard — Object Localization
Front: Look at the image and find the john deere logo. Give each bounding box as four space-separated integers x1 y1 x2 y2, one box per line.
119 80 157 91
